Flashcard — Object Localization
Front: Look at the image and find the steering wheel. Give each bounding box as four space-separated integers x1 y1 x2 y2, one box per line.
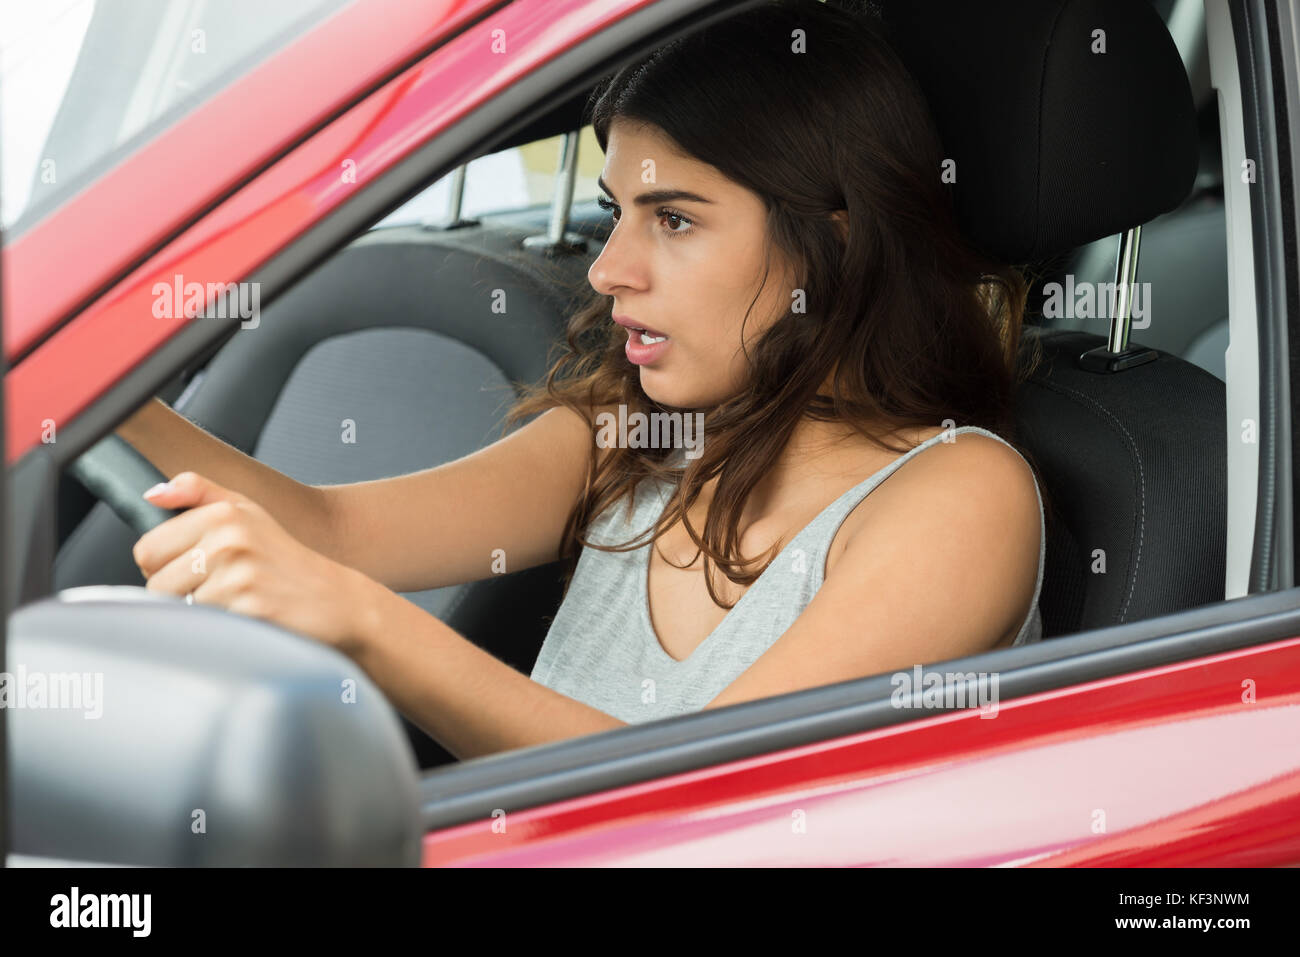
67 433 186 536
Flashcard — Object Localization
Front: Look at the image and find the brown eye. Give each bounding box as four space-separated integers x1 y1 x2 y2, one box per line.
658 207 695 237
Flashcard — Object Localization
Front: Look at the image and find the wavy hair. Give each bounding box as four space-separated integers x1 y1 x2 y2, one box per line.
506 0 1047 606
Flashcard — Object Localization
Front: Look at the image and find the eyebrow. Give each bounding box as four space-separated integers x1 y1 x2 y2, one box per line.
597 175 714 206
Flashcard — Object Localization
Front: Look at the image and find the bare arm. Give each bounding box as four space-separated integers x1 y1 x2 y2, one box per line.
116 398 338 559
116 397 600 593
348 586 626 759
316 403 600 591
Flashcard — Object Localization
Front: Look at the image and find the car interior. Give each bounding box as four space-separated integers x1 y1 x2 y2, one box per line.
48 0 1231 770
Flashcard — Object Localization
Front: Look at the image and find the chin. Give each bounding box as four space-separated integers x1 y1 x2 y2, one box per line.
638 368 725 412
637 368 693 410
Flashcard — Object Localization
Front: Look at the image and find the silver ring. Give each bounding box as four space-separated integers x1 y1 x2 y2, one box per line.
185 591 194 606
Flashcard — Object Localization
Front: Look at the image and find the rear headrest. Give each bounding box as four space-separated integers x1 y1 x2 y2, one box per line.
876 0 1199 263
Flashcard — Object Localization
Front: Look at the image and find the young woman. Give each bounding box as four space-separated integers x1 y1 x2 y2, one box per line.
120 0 1048 760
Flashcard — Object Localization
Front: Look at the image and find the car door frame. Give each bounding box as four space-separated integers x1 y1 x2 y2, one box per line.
1245 0 1300 592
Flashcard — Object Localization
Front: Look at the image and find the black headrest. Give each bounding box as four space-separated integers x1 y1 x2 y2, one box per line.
877 0 1199 262
486 0 1198 265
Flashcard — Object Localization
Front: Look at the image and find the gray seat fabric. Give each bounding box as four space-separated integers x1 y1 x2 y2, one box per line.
54 219 599 768
249 326 518 619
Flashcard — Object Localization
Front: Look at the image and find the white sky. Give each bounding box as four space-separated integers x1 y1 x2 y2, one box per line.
0 0 96 228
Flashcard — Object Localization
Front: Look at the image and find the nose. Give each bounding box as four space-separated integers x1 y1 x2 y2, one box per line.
587 223 647 298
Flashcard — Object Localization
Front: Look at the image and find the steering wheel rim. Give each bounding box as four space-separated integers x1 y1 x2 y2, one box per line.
67 433 186 537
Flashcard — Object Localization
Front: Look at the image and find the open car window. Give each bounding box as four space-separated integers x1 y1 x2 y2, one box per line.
375 128 605 228
43 0 1258 771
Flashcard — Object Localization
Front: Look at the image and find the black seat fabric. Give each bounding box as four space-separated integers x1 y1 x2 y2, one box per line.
878 0 1198 263
871 0 1225 633
1023 0 1228 381
1017 327 1226 636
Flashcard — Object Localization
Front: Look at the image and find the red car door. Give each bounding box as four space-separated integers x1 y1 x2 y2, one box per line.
5 0 1300 872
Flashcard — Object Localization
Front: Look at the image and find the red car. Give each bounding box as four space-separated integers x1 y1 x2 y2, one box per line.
3 0 1299 868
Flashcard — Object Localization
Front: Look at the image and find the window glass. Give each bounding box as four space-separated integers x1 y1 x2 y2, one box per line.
375 127 604 228
0 0 348 232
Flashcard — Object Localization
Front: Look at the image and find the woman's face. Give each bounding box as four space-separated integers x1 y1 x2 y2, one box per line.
588 119 796 409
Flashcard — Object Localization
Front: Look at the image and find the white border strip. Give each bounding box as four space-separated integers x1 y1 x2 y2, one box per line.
1207 0 1261 599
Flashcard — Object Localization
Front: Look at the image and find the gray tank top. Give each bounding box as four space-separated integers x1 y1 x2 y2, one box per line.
530 425 1046 724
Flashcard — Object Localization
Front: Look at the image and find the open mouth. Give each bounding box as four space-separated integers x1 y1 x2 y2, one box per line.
623 325 672 365
630 327 669 345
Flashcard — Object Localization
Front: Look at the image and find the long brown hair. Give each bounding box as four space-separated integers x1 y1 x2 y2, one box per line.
506 0 1045 607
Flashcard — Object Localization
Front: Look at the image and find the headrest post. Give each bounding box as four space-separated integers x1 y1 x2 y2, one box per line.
1078 224 1158 373
1108 225 1143 352
523 129 588 256
447 164 468 225
549 130 580 244
421 163 477 231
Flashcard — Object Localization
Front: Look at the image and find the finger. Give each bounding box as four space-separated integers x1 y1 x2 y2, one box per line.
132 499 243 578
140 548 209 600
141 470 242 510
141 522 255 599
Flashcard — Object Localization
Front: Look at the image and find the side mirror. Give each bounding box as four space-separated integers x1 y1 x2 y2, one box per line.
6 587 422 866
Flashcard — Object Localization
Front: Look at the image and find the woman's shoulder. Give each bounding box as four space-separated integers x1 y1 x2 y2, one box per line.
825 425 1044 640
833 424 1041 555
880 425 1038 512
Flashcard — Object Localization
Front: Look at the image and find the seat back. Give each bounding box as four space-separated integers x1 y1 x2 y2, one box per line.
875 0 1225 633
1017 328 1226 636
